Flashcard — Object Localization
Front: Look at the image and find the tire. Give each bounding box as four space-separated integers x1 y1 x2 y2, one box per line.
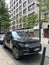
12 47 20 60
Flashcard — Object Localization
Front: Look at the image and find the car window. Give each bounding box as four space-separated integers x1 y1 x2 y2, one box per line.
5 32 12 42
12 31 20 40
0 34 3 38
0 34 4 38
0 34 5 41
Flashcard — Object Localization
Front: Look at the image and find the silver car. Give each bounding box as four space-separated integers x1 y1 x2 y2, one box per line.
0 33 5 44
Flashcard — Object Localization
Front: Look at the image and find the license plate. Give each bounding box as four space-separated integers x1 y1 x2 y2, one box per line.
34 48 39 51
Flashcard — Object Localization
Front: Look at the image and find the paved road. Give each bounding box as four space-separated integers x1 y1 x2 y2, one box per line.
0 45 49 65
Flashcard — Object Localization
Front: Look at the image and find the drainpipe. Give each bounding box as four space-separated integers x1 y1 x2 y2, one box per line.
39 0 42 42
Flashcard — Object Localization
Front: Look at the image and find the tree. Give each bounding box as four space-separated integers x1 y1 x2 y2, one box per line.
19 14 37 28
46 0 49 9
38 0 49 21
0 0 10 32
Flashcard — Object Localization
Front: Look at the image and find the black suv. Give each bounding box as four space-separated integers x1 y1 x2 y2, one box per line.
3 31 41 59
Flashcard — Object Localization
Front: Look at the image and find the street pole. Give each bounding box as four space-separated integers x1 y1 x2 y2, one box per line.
39 0 42 42
0 1 1 33
40 47 46 65
0 20 1 32
48 25 49 44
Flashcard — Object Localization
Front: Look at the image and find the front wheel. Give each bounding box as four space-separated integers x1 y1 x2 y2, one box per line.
12 47 21 60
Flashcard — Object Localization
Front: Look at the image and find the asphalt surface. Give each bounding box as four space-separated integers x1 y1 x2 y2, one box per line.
0 44 49 65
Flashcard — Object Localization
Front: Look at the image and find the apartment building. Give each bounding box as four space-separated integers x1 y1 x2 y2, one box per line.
10 0 39 30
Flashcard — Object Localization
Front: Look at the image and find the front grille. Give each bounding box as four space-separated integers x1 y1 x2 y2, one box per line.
28 43 40 48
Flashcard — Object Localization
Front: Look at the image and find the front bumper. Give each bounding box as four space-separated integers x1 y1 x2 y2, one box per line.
21 44 42 55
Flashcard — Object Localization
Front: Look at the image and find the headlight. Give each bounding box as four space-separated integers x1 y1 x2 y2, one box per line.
25 44 29 47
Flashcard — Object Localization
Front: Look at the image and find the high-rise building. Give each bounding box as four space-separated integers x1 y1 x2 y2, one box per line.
10 0 39 30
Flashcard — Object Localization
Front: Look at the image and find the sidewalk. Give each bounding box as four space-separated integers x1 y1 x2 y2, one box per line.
39 38 49 58
33 37 49 58
40 44 49 57
41 38 48 44
0 46 16 65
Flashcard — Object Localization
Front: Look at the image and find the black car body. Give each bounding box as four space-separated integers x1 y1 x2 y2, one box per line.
0 33 5 44
3 31 42 59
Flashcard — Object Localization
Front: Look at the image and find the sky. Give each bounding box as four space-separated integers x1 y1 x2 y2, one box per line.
5 0 10 7
5 0 10 4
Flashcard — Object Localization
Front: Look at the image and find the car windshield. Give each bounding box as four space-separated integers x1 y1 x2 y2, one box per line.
0 34 4 38
12 31 20 38
17 32 28 37
12 31 28 38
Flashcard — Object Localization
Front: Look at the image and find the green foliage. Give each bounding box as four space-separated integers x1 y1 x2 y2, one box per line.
21 16 27 23
37 3 41 7
46 0 49 9
44 15 49 21
2 22 10 29
0 0 10 31
38 0 49 22
19 14 38 28
39 8 46 12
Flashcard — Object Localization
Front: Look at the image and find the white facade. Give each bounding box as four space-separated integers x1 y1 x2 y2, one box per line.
10 0 39 30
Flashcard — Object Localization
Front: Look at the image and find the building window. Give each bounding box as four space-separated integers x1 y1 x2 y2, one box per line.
28 12 35 16
16 0 18 2
16 8 18 12
13 11 15 15
23 1 26 7
13 16 15 19
19 24 22 28
14 6 15 9
28 0 32 3
19 12 22 16
16 19 18 23
23 9 27 14
16 14 18 18
19 5 22 10
12 21 15 25
11 0 13 2
12 16 15 21
23 23 26 28
19 0 22 4
16 25 18 28
10 2 11 4
19 18 22 22
16 2 18 7
10 4 13 8
12 26 15 30
14 1 15 4
10 0 13 4
12 8 13 11
28 3 35 11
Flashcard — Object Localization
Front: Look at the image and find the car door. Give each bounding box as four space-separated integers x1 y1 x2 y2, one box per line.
5 32 12 48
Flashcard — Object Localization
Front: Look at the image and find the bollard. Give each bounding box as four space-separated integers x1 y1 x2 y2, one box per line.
40 47 46 65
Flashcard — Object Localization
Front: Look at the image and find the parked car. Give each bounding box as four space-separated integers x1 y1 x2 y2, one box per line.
3 31 42 59
0 33 5 44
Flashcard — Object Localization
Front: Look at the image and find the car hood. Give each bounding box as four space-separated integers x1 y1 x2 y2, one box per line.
15 37 39 43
